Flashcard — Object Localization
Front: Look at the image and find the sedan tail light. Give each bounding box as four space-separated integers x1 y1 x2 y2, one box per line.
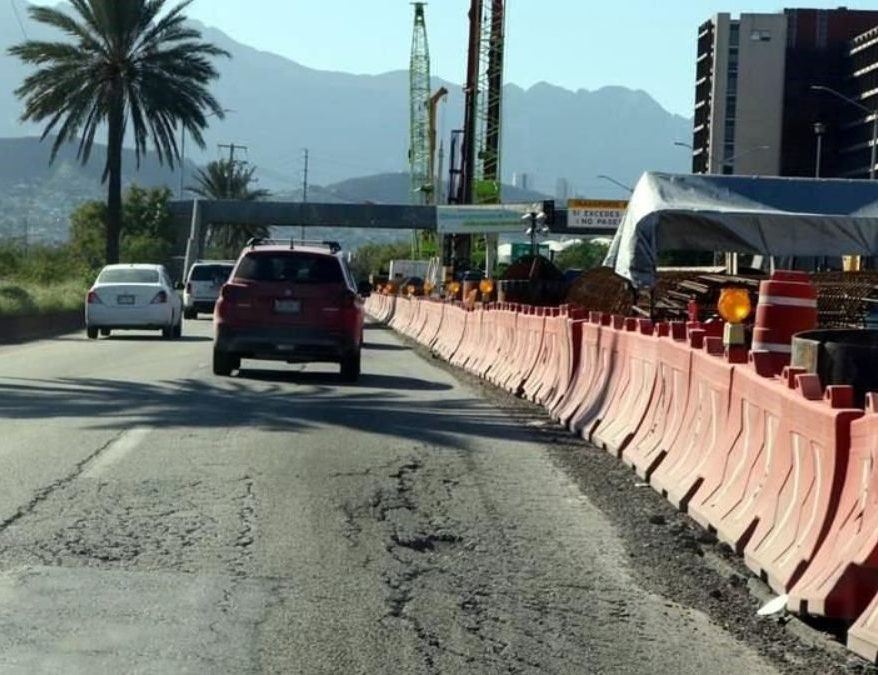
186 282 192 295
150 290 168 304
87 290 102 304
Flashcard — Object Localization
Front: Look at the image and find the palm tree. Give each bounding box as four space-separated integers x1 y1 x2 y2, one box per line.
9 0 229 265
189 159 272 255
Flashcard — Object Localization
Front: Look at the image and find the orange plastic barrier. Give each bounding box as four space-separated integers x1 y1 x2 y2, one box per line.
788 393 878 620
409 299 437 344
490 306 534 389
622 322 694 478
389 296 415 334
591 319 659 458
523 308 564 404
418 301 446 348
687 358 861 595
648 334 736 495
450 305 481 368
850 593 878 663
545 311 588 416
481 305 519 381
433 303 467 361
568 316 632 439
553 312 608 425
500 308 546 395
464 306 497 375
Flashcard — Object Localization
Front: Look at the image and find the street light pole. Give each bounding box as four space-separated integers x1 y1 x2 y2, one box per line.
596 174 634 194
814 122 826 178
810 85 876 179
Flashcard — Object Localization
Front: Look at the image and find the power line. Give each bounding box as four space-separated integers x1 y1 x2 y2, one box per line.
10 0 28 39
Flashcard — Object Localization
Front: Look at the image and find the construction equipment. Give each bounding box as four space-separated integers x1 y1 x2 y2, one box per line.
409 3 432 207
445 0 507 273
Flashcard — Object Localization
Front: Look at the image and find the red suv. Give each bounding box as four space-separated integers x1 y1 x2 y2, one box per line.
213 240 368 380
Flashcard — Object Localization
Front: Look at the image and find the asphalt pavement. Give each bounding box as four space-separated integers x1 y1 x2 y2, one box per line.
0 320 779 673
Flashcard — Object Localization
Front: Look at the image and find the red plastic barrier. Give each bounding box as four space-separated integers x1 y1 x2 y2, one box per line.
622 322 694 478
850 593 878 663
591 319 659 458
523 309 564 404
569 316 631 440
647 334 735 495
553 313 607 425
489 307 532 388
545 312 588 416
788 393 878 620
500 309 546 395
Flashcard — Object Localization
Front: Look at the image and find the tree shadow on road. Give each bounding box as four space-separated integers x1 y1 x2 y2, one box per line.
0 372 524 449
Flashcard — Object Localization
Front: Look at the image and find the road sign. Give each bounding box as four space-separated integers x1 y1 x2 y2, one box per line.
567 199 628 231
436 203 540 234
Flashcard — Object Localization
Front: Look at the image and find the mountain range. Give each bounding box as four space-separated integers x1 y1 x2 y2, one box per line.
0 3 692 244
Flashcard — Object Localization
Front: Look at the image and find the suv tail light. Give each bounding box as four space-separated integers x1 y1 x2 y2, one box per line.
339 290 358 309
220 284 250 306
87 290 101 304
151 291 168 304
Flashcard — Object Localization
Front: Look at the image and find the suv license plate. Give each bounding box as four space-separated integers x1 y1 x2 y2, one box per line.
274 299 302 314
117 295 135 305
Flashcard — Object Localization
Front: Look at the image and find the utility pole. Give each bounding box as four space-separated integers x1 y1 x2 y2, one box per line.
218 143 248 197
301 148 309 240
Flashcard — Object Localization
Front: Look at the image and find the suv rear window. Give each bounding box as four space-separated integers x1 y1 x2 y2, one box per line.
190 264 233 282
235 253 344 284
99 269 159 284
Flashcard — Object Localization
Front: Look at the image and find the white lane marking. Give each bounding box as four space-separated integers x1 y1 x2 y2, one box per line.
82 427 152 479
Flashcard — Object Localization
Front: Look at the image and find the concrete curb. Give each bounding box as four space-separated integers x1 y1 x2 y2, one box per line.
0 310 84 345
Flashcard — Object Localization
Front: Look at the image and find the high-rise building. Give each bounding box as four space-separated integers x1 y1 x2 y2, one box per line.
512 172 530 191
555 178 569 202
691 8 878 178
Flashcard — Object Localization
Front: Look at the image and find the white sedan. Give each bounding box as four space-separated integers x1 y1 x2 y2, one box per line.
85 264 183 339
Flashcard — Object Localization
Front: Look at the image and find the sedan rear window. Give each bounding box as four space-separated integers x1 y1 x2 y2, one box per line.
190 264 233 282
235 253 344 284
98 269 159 284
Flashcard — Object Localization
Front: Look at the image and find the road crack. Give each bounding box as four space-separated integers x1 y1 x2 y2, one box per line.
0 428 129 535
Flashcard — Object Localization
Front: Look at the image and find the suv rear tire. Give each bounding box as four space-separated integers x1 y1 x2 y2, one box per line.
86 327 98 340
340 350 361 382
184 308 196 320
213 349 240 376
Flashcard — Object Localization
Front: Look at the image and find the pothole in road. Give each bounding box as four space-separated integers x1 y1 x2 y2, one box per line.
0 477 257 575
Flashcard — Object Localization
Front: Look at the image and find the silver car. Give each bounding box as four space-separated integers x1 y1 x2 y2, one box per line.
183 261 235 319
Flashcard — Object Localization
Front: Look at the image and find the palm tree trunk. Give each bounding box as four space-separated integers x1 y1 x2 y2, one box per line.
105 89 124 265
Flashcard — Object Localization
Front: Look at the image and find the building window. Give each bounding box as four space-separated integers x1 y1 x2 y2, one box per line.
750 29 772 42
729 23 740 46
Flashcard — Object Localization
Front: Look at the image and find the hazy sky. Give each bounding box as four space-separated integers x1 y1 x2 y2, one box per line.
22 0 878 116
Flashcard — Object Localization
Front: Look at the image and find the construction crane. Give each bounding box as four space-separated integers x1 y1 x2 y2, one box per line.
446 0 507 271
409 3 432 206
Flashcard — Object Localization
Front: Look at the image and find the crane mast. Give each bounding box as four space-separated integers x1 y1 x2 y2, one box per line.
409 3 432 206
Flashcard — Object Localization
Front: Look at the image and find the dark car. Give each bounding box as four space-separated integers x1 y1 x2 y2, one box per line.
213 240 368 381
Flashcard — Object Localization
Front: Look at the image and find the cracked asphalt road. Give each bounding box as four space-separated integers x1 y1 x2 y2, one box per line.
0 321 780 673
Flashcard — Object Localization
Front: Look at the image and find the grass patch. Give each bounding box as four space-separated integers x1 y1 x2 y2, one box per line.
0 279 88 318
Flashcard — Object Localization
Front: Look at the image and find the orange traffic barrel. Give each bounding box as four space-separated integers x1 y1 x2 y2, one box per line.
752 270 818 375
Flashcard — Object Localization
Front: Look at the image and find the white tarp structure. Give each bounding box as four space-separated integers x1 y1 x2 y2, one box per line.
604 172 878 288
